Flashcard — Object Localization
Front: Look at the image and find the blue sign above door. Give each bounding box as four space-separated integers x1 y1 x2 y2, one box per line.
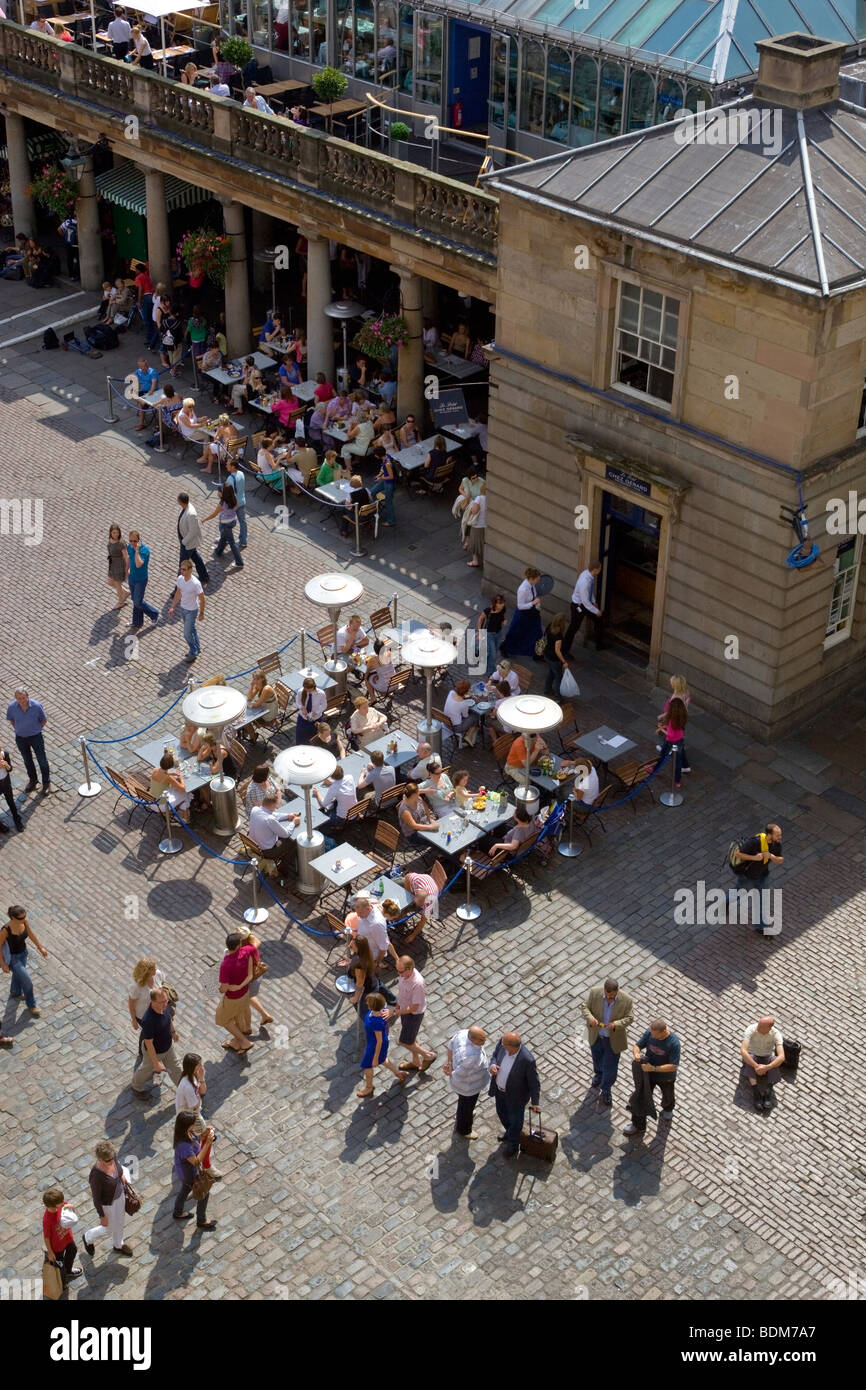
605 465 651 498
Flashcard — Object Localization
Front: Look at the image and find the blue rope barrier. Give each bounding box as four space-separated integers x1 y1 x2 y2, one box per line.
578 747 672 815
255 872 343 938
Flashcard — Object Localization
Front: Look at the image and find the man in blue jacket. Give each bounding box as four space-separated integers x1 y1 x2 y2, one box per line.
488 1030 541 1157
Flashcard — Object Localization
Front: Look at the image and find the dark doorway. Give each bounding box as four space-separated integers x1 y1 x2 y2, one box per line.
599 492 660 654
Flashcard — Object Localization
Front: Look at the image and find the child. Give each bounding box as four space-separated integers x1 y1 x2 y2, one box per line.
42 1186 82 1287
657 674 692 772
97 280 114 322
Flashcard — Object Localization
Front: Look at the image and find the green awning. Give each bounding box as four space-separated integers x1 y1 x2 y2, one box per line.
95 165 210 216
0 131 68 162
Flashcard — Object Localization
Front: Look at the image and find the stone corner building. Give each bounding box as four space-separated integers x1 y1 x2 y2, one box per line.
484 33 866 740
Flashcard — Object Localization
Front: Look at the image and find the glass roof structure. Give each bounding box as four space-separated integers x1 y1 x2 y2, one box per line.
449 0 864 82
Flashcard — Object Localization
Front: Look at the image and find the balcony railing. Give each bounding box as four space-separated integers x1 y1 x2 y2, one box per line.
0 22 499 266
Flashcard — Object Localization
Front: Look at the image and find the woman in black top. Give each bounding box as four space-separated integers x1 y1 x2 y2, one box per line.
0 904 48 1016
543 613 570 701
340 475 371 538
422 435 450 481
476 593 507 674
83 1139 132 1259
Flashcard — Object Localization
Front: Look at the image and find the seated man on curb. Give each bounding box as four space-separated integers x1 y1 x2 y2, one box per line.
740 1015 785 1112
248 791 298 884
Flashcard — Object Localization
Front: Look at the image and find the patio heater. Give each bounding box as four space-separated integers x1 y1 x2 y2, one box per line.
400 633 456 758
181 683 247 835
323 297 364 392
273 746 336 895
304 572 364 700
495 694 563 819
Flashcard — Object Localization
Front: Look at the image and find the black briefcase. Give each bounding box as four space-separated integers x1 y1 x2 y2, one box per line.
519 1109 558 1162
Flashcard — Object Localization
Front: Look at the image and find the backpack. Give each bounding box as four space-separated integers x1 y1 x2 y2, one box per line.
42 327 59 350
727 831 767 875
782 1038 801 1074
85 322 119 351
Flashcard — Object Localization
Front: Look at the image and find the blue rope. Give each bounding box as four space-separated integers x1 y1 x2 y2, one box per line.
255 872 343 938
578 746 672 815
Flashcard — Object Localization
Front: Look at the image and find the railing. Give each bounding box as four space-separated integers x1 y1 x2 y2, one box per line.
0 22 499 265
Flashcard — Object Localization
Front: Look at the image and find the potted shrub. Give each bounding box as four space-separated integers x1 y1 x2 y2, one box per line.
176 228 231 288
312 66 348 131
389 119 411 158
219 37 254 70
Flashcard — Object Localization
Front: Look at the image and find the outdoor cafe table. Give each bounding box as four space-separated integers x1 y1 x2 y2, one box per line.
380 618 430 647
292 380 319 403
418 810 483 857
457 793 515 834
309 844 378 906
428 350 486 381
366 729 417 770
316 480 352 506
322 421 352 446
525 753 575 796
367 875 413 911
280 664 336 694
255 78 308 97
573 725 636 779
392 435 443 474
131 736 213 794
275 802 330 839
205 352 278 387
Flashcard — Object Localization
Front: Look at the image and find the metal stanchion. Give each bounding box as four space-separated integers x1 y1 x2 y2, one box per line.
300 629 306 670
392 592 398 630
659 744 684 808
281 467 288 516
191 348 199 391
104 377 118 423
557 793 582 857
154 406 168 455
77 737 101 798
456 855 482 921
244 859 269 926
350 502 364 558
158 797 182 854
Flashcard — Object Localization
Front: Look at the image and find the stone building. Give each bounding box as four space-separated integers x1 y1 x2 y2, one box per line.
484 33 866 739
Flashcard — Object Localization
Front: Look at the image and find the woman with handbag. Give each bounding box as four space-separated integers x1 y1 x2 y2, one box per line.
172 1111 216 1230
175 1053 222 1179
236 926 274 1028
83 1139 134 1259
542 614 571 701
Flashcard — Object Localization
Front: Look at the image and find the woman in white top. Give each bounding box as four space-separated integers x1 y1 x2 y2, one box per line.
175 1053 222 1177
443 680 477 741
341 410 375 462
501 566 544 658
349 695 387 749
420 760 454 808
177 397 210 443
466 482 486 568
130 26 154 68
485 660 520 698
127 957 165 1033
365 639 396 698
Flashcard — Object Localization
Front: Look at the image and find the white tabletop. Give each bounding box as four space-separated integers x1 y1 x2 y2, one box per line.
281 665 335 694
392 435 441 472
366 730 417 768
310 845 377 888
316 481 352 506
292 380 318 402
323 422 352 444
429 351 485 380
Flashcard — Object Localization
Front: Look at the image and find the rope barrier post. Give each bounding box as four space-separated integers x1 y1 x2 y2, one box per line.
77 737 101 798
392 592 398 631
103 377 118 423
456 855 481 921
557 793 582 857
659 744 684 808
300 629 306 671
158 797 182 855
350 502 364 558
155 404 168 455
281 466 288 517
191 347 199 392
244 859 269 926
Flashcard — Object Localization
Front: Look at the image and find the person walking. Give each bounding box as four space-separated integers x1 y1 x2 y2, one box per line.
42 1186 82 1288
488 1031 541 1157
656 674 691 772
465 482 486 568
176 493 210 586
6 688 51 793
392 957 436 1073
727 823 784 933
0 744 23 834
542 613 570 700
172 1110 217 1230
654 695 688 791
203 483 244 570
168 559 205 664
623 1018 681 1136
225 458 248 549
83 1140 133 1259
444 1024 489 1139
0 905 48 1018
500 567 544 658
127 530 159 630
235 926 274 1029
215 931 255 1054
356 993 408 1099
175 1054 222 1178
131 986 183 1097
106 523 130 610
475 593 507 674
127 956 165 1062
563 561 603 656
740 1015 785 1112
581 977 634 1106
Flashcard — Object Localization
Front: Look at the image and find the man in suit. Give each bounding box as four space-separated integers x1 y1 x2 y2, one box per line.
176 493 210 587
488 1030 541 1158
581 977 635 1106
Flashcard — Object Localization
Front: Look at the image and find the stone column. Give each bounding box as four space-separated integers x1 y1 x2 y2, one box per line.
144 168 171 291
421 276 438 324
222 199 251 359
251 209 275 297
4 113 35 239
391 265 424 425
76 156 103 293
302 229 335 382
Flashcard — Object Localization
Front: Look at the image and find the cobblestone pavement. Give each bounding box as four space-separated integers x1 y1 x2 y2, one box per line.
0 321 864 1302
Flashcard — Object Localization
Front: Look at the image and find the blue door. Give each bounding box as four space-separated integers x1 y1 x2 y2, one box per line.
448 20 490 134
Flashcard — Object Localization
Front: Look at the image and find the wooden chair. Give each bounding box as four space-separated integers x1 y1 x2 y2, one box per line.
272 680 294 737
379 667 412 714
237 830 280 880
237 776 252 808
465 846 512 898
432 706 463 752
257 651 282 679
356 499 380 539
377 782 408 818
411 459 454 497
325 910 352 964
322 690 346 722
367 820 400 873
572 784 614 841
609 760 656 813
198 673 226 688
491 732 515 791
558 702 581 754
316 623 336 658
511 663 532 693
228 736 248 772
369 606 393 635
430 859 448 896
123 771 164 827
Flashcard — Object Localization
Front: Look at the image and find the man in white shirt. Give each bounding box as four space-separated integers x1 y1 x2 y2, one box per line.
335 616 369 655
314 766 358 822
245 87 274 114
248 792 298 880
353 894 397 970
408 741 433 780
564 562 603 656
30 17 53 33
107 7 132 57
392 957 435 1072
565 760 600 806
357 749 395 806
167 559 205 663
209 77 231 97
444 1025 489 1138
740 1016 785 1111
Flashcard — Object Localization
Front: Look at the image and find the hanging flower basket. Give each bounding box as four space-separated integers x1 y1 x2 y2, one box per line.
28 163 77 219
176 228 231 287
352 314 409 363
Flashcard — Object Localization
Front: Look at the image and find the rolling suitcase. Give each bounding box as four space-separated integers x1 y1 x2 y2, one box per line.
519 1108 558 1162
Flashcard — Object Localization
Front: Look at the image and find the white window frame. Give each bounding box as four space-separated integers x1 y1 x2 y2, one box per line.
824 535 862 649
611 278 681 410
